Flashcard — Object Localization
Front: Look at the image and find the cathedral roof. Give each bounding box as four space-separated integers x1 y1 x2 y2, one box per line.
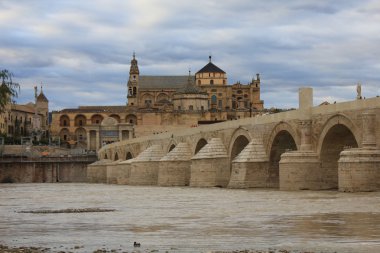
175 74 208 95
139 76 192 89
196 60 225 74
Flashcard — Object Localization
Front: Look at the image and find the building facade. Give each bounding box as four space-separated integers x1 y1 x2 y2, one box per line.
51 54 264 150
0 87 49 140
50 106 134 150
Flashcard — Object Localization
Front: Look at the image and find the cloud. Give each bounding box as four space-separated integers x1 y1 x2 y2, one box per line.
0 0 379 111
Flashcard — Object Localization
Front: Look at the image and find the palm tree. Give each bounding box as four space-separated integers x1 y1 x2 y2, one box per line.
0 69 20 113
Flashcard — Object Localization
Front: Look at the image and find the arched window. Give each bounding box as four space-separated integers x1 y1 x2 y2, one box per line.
210 80 214 85
189 105 193 111
198 80 201 85
211 95 217 104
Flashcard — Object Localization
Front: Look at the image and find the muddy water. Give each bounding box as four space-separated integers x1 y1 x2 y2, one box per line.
0 184 379 253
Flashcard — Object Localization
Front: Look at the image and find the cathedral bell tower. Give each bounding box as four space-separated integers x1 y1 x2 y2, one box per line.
127 52 139 106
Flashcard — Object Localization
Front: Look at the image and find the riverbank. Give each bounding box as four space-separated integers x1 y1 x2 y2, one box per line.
0 245 337 253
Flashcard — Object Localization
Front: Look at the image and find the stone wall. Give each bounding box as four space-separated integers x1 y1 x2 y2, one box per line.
0 160 92 183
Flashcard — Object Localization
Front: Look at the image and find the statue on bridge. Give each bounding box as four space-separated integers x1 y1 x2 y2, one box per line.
356 82 362 100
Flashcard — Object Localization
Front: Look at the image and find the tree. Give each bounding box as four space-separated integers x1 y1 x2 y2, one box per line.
0 69 20 113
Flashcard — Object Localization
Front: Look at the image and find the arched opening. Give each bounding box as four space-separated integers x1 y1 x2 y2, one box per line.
126 152 133 160
114 153 119 161
195 138 207 154
211 95 217 105
109 114 121 123
230 135 250 161
156 93 169 103
126 114 137 125
59 128 70 142
142 94 154 107
320 124 358 189
104 153 108 159
91 114 104 125
60 115 70 127
169 144 176 152
269 130 297 187
75 127 86 142
74 114 86 127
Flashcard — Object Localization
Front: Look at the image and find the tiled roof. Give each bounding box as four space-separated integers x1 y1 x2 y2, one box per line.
196 62 225 74
12 104 36 114
139 76 192 89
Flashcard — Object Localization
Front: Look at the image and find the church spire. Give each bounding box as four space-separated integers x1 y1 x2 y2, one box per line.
130 52 139 75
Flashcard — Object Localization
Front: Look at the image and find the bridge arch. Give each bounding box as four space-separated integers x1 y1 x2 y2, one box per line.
317 113 360 155
126 151 133 160
266 122 300 155
194 138 208 155
228 127 251 161
267 122 299 188
318 114 359 189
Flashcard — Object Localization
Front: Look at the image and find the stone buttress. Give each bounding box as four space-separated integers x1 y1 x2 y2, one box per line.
158 143 192 186
228 138 269 188
109 158 134 185
339 112 380 192
106 159 126 184
129 144 166 185
279 120 321 190
87 159 113 183
190 138 229 187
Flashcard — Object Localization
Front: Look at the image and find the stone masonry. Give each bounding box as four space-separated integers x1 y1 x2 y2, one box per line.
89 87 380 192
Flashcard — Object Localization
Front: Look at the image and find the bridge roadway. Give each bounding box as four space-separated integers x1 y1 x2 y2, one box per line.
90 88 380 192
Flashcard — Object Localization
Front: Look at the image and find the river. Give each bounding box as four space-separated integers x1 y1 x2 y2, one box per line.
0 183 379 253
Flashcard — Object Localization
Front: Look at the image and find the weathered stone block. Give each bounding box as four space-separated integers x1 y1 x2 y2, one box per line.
87 159 112 183
106 160 123 184
158 160 191 186
190 158 230 187
338 148 380 192
279 151 321 190
129 161 159 185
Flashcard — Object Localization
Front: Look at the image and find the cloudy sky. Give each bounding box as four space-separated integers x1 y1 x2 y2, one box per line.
1 0 379 110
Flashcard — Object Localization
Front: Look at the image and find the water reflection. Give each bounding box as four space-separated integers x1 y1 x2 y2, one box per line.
0 184 379 253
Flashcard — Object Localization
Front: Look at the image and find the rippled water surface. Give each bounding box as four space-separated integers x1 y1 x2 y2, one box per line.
1 183 380 252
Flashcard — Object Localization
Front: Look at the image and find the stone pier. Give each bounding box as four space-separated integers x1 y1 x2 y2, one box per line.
158 142 192 186
228 138 269 188
129 144 165 185
110 159 134 185
190 138 229 187
338 112 380 192
279 88 322 190
87 159 112 183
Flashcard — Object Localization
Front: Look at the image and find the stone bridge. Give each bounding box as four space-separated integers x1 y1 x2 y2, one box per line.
91 88 380 192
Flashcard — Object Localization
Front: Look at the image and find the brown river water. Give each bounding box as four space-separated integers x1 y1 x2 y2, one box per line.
0 183 379 253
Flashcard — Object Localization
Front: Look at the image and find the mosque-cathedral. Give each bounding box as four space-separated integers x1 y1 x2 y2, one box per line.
51 54 264 150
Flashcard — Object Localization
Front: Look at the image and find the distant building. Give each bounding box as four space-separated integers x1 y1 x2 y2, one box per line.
0 87 49 140
51 54 264 150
